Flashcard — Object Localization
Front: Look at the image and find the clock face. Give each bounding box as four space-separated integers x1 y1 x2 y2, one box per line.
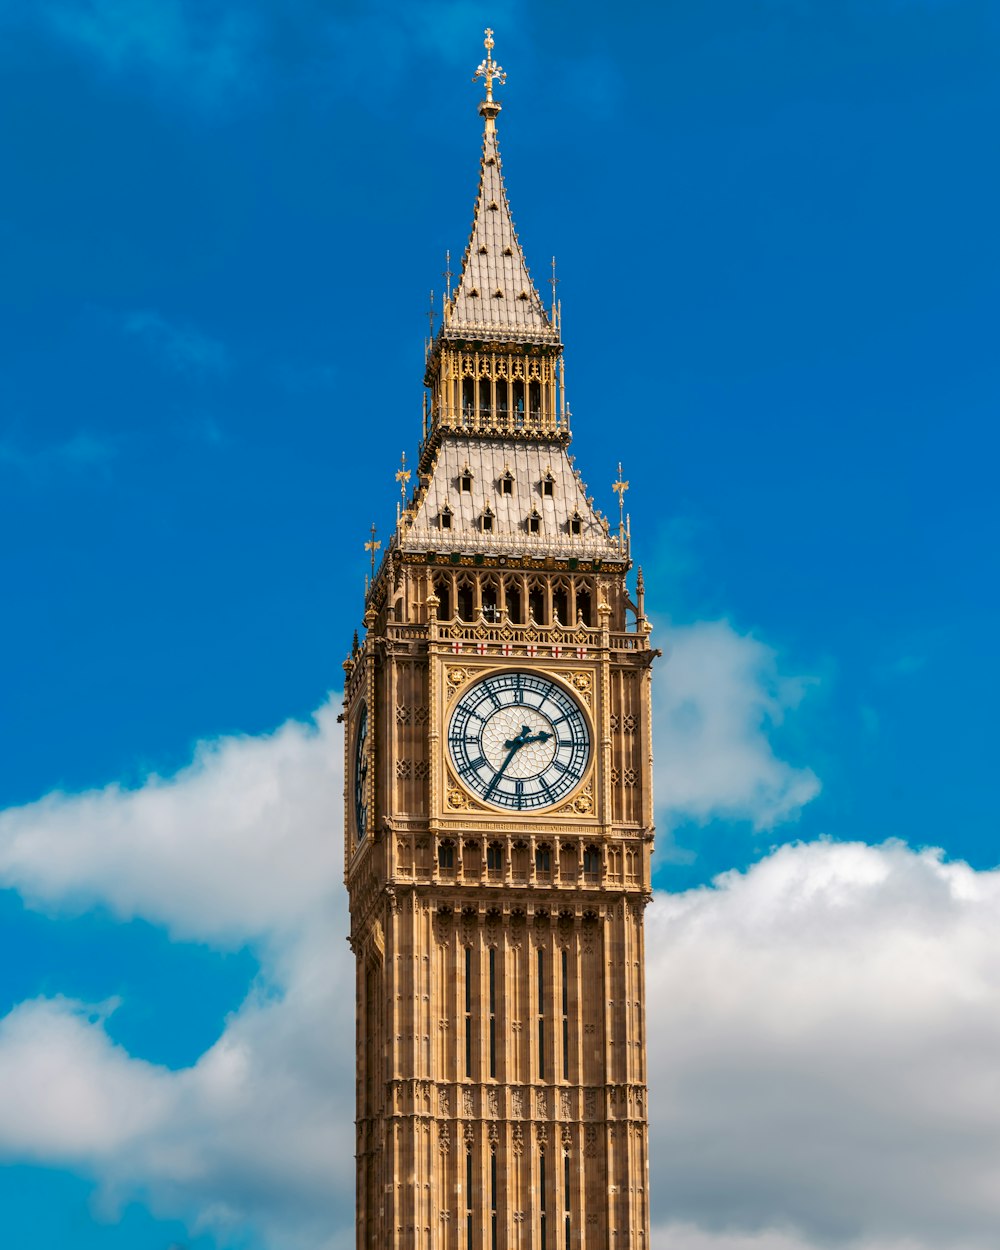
353 703 369 839
448 671 591 811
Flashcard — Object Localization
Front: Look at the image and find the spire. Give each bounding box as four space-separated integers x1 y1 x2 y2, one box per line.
444 30 558 343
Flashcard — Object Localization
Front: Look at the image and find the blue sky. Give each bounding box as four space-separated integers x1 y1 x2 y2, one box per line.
1 2 998 1248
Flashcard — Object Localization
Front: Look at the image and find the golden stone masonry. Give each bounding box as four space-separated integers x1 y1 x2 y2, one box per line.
342 29 657 1249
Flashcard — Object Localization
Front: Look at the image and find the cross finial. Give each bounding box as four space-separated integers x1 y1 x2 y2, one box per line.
550 256 559 315
395 451 411 500
612 462 630 538
364 522 381 578
427 290 435 338
473 27 506 103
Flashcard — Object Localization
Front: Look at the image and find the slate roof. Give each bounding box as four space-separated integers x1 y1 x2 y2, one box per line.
443 107 559 343
399 437 624 563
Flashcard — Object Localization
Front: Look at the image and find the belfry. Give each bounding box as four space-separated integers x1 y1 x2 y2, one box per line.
342 30 656 1248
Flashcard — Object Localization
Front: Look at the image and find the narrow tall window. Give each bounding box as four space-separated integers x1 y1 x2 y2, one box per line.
489 948 497 1078
562 948 569 1080
466 1148 474 1247
465 947 472 1078
491 1149 498 1250
540 1152 547 1250
537 947 545 1080
564 1152 571 1248
487 841 503 873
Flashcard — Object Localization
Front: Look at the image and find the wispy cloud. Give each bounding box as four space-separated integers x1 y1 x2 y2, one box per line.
122 310 230 380
37 0 259 109
0 431 117 479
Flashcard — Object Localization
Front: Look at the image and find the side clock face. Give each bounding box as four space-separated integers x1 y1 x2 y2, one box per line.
353 704 369 839
449 671 591 811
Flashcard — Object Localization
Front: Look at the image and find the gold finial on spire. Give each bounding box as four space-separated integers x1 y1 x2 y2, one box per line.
365 522 381 579
612 462 630 543
443 249 453 302
395 451 411 500
473 27 506 107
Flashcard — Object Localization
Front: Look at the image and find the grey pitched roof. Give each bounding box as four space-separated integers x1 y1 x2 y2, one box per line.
444 111 558 342
399 437 625 563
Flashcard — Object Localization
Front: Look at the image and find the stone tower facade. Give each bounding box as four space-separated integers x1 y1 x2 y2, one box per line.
342 32 656 1250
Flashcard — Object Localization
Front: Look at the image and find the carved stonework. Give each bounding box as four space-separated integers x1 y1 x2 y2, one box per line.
568 670 593 706
344 44 654 1249
445 666 469 699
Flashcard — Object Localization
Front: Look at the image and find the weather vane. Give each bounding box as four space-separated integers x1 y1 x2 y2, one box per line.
473 28 506 101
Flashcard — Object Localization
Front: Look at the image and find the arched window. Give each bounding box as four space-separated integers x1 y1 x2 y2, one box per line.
528 580 546 624
552 580 569 627
575 583 593 627
481 577 500 623
583 845 601 875
487 841 503 873
438 839 455 870
456 577 475 622
433 576 452 620
505 579 523 624
535 842 551 873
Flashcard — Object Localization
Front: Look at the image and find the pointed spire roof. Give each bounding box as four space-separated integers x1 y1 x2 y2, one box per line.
443 31 559 345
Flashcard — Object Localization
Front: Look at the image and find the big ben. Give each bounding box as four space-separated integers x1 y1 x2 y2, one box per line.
342 30 656 1250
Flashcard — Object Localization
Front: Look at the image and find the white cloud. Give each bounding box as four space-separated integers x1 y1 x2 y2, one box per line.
647 840 1000 1250
0 699 354 1246
0 703 342 947
654 619 820 831
1 685 998 1249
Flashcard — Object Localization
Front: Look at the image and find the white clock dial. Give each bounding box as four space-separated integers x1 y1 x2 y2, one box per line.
448 671 591 810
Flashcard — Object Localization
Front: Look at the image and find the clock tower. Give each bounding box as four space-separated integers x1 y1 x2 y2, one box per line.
342 31 656 1249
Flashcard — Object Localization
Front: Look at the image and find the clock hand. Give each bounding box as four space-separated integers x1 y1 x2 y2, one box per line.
486 726 533 796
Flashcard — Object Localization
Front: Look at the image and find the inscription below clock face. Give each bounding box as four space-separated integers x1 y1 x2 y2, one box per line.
354 703 369 839
449 671 591 810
